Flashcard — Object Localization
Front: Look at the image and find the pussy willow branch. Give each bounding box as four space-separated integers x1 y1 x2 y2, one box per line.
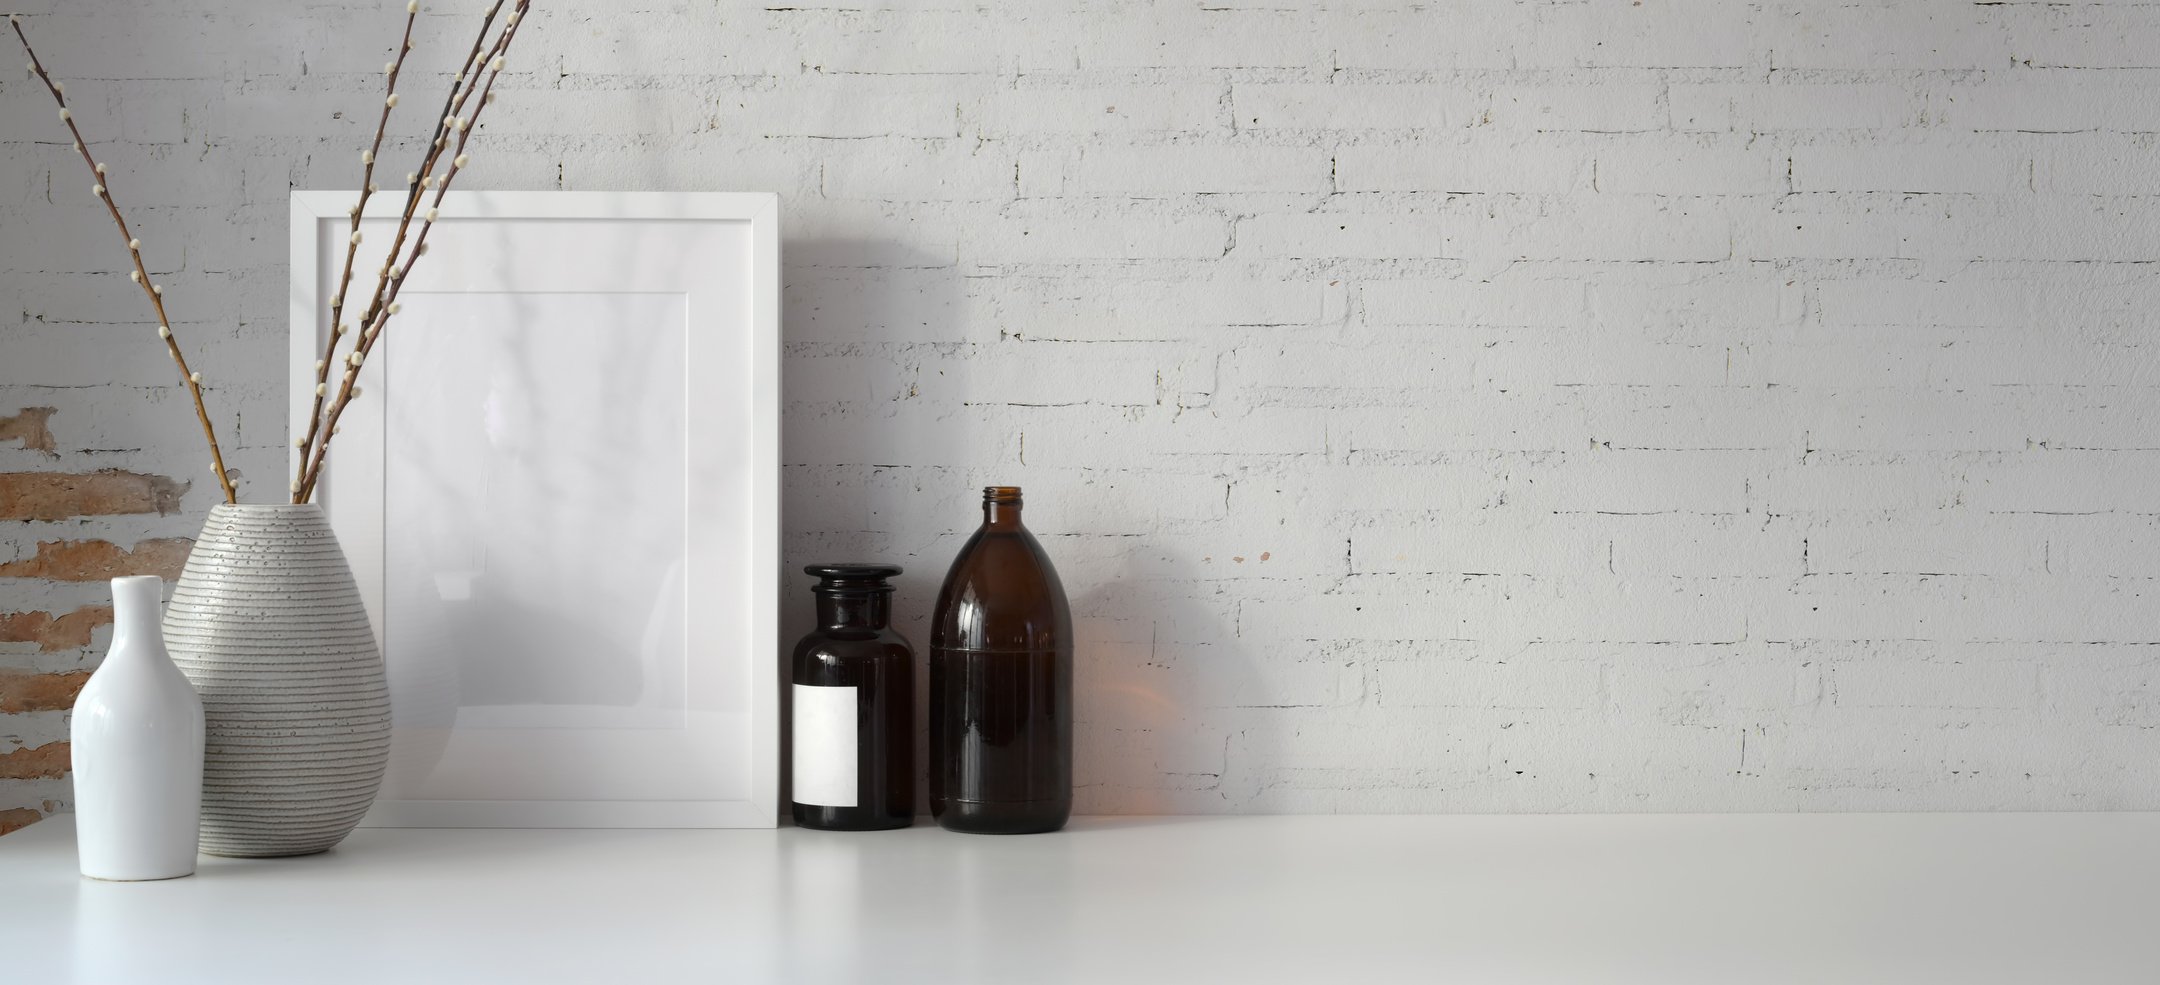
9 15 237 504
297 0 529 502
296 0 505 499
293 1 420 499
296 0 510 502
343 0 506 337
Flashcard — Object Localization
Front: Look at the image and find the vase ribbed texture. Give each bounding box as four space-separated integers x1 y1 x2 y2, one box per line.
164 504 390 857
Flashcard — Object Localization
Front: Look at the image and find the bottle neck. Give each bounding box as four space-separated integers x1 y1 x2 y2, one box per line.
983 501 1022 531
816 592 891 632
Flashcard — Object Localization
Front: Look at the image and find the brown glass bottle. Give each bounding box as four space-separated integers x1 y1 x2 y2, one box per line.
790 564 915 831
928 486 1073 834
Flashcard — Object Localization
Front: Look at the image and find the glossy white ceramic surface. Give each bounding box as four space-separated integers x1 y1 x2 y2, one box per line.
69 576 204 881
289 192 780 827
6 813 2158 983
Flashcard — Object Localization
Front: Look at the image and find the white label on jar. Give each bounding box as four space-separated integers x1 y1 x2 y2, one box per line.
792 684 858 808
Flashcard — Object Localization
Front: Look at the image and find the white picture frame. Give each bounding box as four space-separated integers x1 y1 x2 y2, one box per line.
289 191 779 828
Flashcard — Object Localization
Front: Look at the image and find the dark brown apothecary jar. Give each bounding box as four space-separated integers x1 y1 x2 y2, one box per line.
928 486 1073 834
790 563 915 831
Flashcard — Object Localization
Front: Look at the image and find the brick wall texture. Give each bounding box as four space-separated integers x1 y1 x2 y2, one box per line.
4 0 2159 831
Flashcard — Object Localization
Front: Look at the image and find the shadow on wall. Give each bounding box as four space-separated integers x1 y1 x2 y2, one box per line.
1069 546 1271 815
778 240 968 812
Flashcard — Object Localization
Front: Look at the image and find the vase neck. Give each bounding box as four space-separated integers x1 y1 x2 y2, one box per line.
107 575 166 659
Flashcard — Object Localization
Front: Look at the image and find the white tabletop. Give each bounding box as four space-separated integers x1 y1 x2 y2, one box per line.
2 813 2155 984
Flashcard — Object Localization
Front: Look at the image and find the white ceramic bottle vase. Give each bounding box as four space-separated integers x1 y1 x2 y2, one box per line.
71 575 206 881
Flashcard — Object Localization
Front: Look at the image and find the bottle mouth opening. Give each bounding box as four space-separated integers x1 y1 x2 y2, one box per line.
983 486 1023 504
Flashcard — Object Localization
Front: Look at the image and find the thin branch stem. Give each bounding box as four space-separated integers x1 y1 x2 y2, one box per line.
343 1 504 337
10 16 236 504
298 1 530 502
293 3 420 501
297 0 507 502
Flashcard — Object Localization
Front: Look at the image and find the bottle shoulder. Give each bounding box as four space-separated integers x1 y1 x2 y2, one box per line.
792 629 916 666
930 527 1072 651
77 646 201 712
792 631 916 690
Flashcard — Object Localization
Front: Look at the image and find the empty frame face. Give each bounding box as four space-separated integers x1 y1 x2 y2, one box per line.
383 293 689 729
292 194 777 826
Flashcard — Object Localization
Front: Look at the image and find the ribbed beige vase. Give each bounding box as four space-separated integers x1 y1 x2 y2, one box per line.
164 504 390 857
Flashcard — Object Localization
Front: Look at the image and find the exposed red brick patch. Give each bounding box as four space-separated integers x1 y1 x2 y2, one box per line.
0 741 70 780
0 470 187 520
0 807 45 836
0 670 92 713
0 407 57 456
0 605 113 652
0 539 192 582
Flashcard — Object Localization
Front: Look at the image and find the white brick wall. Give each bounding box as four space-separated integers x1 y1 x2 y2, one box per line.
4 0 2159 817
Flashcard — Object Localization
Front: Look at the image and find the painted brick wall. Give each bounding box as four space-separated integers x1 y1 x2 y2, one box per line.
4 0 2159 832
